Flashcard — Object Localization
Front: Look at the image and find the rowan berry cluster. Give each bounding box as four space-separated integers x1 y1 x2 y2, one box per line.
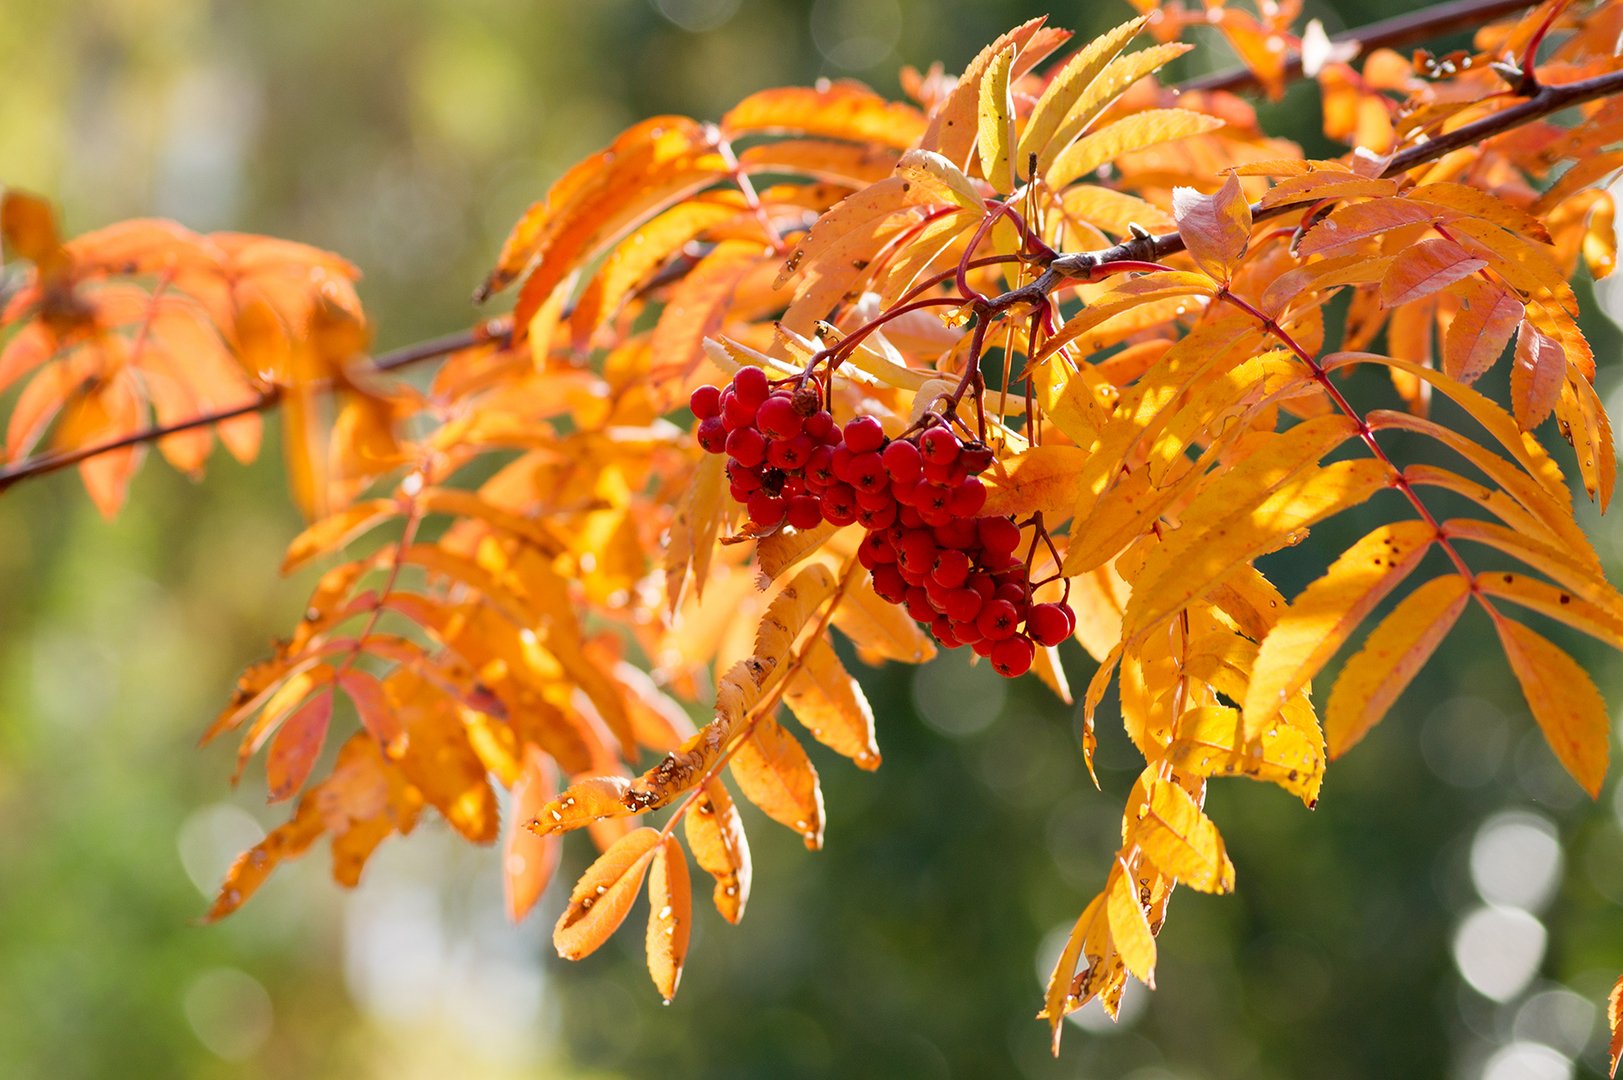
694 366 1075 677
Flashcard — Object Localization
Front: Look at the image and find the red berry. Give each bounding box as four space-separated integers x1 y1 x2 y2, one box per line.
931 549 970 589
1059 603 1077 636
786 496 823 530
897 505 924 529
990 634 1035 677
697 417 728 453
767 434 815 470
843 415 886 454
857 502 897 530
931 616 961 649
920 426 960 463
820 485 859 526
1027 603 1071 647
858 532 895 568
690 384 722 420
746 492 786 526
726 428 767 468
723 395 757 431
727 460 763 492
882 439 923 483
952 615 984 644
947 476 987 516
977 516 1022 556
971 636 996 658
872 565 907 603
904 588 936 623
943 587 982 623
977 599 1019 640
733 366 770 406
804 410 836 441
922 459 959 485
756 395 803 440
830 445 856 483
934 520 979 550
848 452 888 493
995 582 1027 606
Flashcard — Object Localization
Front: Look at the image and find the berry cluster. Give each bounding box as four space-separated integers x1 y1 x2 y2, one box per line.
693 366 1075 677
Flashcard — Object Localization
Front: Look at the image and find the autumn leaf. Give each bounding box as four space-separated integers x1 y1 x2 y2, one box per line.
729 716 825 850
1325 575 1472 758
505 746 561 922
645 834 693 1003
1173 173 1251 283
1493 615 1610 797
554 827 662 961
683 779 752 924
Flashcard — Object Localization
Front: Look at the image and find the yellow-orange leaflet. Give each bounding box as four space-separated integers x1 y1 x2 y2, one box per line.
1245 520 1436 738
645 835 693 1004
1494 615 1610 797
683 779 752 925
1326 575 1472 759
782 637 881 769
729 716 826 850
554 827 661 961
1134 779 1235 894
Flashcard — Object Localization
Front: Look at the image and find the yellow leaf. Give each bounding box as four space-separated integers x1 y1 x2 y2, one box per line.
895 149 991 212
1041 892 1105 1052
1408 182 1552 244
777 176 927 289
1494 615 1610 797
754 563 840 674
1123 453 1387 642
1105 863 1156 986
981 444 1090 521
976 44 1015 189
922 17 1052 168
1048 109 1225 190
664 451 726 613
1167 705 1322 807
1135 780 1234 894
279 498 396 574
1018 16 1147 174
755 521 842 584
1244 520 1437 737
1057 184 1174 240
1325 575 1471 758
782 637 881 769
729 716 825 849
645 834 692 1003
1039 43 1195 184
832 571 937 664
553 827 661 961
683 779 752 924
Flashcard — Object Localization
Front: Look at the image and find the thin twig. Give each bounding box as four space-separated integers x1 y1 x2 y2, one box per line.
0 317 512 493
1179 0 1535 96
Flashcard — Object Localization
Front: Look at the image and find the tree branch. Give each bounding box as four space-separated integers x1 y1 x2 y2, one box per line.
1180 0 1535 96
0 317 512 493
1027 65 1623 295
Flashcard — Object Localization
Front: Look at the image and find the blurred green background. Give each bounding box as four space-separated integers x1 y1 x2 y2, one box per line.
4 0 1623 1077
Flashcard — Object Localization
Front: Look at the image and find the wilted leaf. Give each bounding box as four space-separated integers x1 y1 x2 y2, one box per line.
1173 173 1251 283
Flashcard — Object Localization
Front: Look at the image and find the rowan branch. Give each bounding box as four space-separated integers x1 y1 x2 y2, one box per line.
1180 0 1536 96
1006 64 1623 304
0 317 512 493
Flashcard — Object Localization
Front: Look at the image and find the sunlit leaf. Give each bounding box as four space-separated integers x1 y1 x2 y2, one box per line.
645 834 693 1003
1494 615 1610 797
554 827 661 961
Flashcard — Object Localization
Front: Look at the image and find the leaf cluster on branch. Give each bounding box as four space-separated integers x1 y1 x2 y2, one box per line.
5 0 1623 1062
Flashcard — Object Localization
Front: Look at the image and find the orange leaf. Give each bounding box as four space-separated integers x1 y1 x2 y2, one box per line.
528 775 636 838
1173 172 1251 282
1442 278 1523 384
204 797 325 922
1297 198 1437 257
1325 575 1471 758
1494 615 1610 797
0 190 70 278
645 834 693 1003
1135 780 1234 894
1511 318 1566 430
981 444 1090 521
553 827 661 961
729 716 825 850
721 84 927 149
1477 570 1623 652
683 779 752 924
1609 974 1623 1078
280 498 397 574
504 746 561 923
264 689 333 803
1378 237 1485 308
1167 705 1322 807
